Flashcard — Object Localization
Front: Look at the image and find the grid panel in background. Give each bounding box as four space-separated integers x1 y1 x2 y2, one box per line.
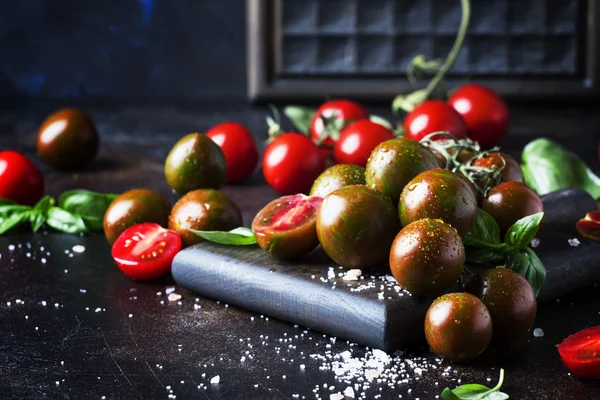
280 0 582 76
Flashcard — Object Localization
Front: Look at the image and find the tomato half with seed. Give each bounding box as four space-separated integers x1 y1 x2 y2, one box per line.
262 133 325 195
402 100 468 142
0 151 44 206
206 122 259 184
448 84 510 148
112 223 182 280
310 100 369 146
557 326 600 379
333 120 396 167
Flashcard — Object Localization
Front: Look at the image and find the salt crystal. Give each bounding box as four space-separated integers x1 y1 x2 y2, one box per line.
365 369 380 381
530 238 540 248
372 349 389 363
568 238 581 247
79 289 87 293
128 314 133 318
165 287 176 294
210 375 220 384
72 245 85 253
300 364 305 370
156 292 162 296
330 394 344 400
168 293 182 302
95 308 102 313
327 268 336 279
377 292 384 300
343 269 362 281
533 328 544 337
343 387 355 398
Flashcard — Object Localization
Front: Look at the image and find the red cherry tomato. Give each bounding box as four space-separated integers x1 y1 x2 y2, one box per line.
112 223 182 280
557 326 600 379
310 100 369 146
263 133 325 195
402 100 468 142
205 122 259 184
0 151 44 206
448 84 510 148
333 120 395 167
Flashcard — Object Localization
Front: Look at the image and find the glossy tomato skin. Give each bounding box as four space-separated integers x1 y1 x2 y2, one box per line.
252 194 323 259
333 120 395 167
103 188 172 245
390 218 464 297
399 168 478 237
0 151 44 206
557 326 600 379
472 152 524 184
316 185 400 270
466 268 537 343
205 122 259 184
425 292 493 361
449 84 510 148
310 100 369 146
263 133 325 195
402 100 468 142
310 164 366 198
37 108 99 170
112 223 181 280
365 138 439 205
165 133 227 194
481 181 543 235
168 189 242 247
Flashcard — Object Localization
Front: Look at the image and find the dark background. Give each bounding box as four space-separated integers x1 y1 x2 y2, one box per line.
0 0 247 103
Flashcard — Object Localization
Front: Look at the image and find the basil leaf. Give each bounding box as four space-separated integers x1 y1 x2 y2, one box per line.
505 212 544 249
506 248 546 296
46 207 89 234
521 138 600 198
466 248 505 264
464 209 502 248
190 227 257 245
442 369 508 400
59 190 118 231
283 106 316 135
33 196 55 214
0 204 32 221
0 211 32 234
369 115 394 130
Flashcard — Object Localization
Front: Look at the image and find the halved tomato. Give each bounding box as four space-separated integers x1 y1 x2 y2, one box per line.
111 223 182 280
557 326 600 379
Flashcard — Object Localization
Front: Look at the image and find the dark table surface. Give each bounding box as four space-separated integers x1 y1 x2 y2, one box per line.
1 101 600 400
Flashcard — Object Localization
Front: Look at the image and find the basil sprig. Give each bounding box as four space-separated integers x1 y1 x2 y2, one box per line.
464 209 546 295
0 190 117 235
442 369 508 400
190 227 257 245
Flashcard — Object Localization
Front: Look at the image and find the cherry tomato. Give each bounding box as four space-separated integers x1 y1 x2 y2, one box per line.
262 133 325 195
402 100 468 142
333 120 395 167
111 223 182 280
205 122 259 184
0 151 44 206
310 100 369 146
448 84 510 148
557 326 600 379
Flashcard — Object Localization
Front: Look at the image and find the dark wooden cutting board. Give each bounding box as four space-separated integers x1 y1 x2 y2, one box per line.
172 189 600 352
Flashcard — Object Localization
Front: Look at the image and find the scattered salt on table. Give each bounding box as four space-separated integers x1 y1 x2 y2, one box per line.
168 293 182 302
533 328 544 337
342 269 362 281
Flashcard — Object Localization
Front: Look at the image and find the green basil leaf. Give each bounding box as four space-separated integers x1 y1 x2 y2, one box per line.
521 138 600 198
0 204 32 220
30 212 46 233
505 212 544 249
442 369 508 400
46 207 89 234
466 248 505 264
33 196 55 214
190 227 257 245
464 209 502 248
369 115 394 130
283 106 316 135
59 190 118 231
506 248 546 296
0 211 32 234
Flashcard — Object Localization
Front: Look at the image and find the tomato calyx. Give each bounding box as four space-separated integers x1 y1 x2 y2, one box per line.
419 132 504 197
576 211 600 243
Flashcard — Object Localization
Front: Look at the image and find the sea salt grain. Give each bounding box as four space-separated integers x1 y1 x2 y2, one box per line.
530 238 540 248
568 238 581 247
165 287 176 294
343 269 362 281
330 394 344 400
168 293 182 302
533 328 544 337
210 375 220 384
343 386 355 398
72 245 85 253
